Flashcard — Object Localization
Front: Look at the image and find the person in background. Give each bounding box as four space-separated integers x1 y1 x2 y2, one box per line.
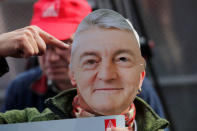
0 0 91 112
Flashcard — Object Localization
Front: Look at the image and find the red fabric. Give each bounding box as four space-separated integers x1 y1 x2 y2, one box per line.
30 75 48 94
122 103 136 127
72 95 136 127
30 0 92 40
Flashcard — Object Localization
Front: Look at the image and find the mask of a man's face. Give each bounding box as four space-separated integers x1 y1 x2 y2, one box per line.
70 27 145 115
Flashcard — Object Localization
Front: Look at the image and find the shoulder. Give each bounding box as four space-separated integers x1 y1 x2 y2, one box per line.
134 97 169 131
134 97 160 118
12 67 42 84
6 67 42 91
29 108 60 122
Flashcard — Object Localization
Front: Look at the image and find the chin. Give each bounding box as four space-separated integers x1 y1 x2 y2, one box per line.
49 75 66 81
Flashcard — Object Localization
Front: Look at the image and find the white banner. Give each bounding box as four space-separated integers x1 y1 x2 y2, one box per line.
0 115 125 131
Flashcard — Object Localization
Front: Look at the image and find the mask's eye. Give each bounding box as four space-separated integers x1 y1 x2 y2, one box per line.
119 57 129 62
115 55 134 67
81 57 99 70
86 59 97 65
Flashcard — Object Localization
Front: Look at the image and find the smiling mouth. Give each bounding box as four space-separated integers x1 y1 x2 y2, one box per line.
93 88 123 92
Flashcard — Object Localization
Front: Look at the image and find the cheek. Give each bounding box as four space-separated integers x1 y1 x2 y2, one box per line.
121 70 141 95
75 70 96 91
122 68 141 84
128 75 140 88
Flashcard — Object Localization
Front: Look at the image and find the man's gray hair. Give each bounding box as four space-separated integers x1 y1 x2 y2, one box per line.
70 9 140 68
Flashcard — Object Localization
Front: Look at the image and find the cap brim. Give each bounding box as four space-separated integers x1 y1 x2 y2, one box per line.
31 21 78 40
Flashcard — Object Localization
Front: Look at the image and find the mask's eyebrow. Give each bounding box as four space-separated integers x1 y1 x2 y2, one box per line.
79 51 99 60
113 49 135 57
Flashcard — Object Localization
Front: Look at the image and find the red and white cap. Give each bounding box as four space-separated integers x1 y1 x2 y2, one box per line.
30 0 92 40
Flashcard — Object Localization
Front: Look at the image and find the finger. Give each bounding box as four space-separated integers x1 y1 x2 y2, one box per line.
25 30 39 55
18 35 35 58
16 28 39 55
28 26 46 55
34 26 69 49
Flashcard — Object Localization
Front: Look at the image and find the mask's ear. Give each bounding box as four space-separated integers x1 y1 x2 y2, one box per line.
68 67 77 87
138 71 146 90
